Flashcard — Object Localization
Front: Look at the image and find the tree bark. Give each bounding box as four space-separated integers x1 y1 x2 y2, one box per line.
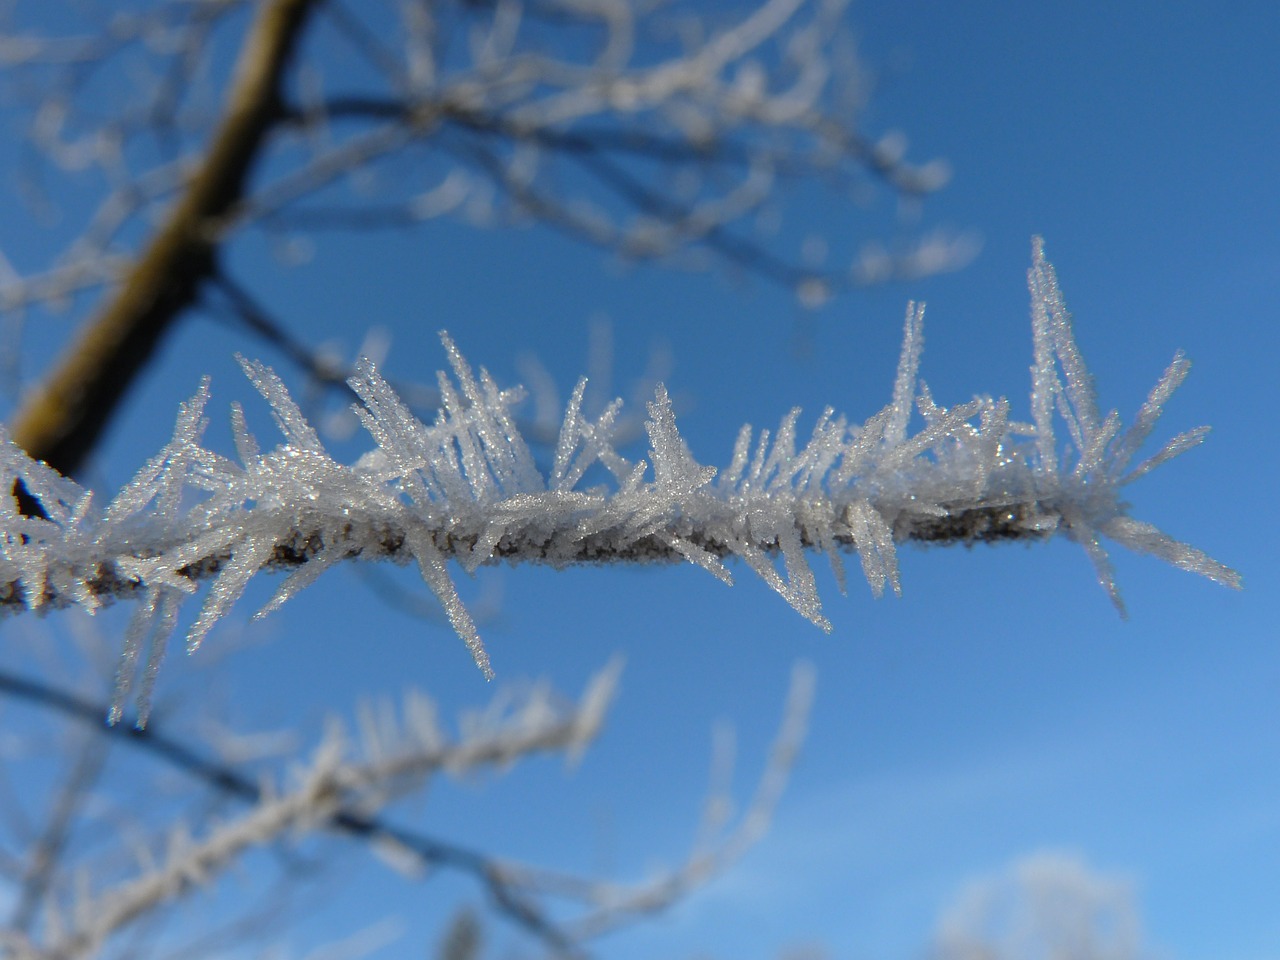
10 0 320 477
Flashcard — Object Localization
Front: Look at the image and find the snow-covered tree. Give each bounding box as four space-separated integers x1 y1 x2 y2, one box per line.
931 853 1151 960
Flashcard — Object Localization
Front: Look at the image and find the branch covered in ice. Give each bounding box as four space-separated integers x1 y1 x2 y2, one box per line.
0 240 1240 723
0 657 810 959
10 664 619 960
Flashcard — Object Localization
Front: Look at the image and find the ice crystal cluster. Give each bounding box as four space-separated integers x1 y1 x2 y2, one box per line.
0 240 1240 723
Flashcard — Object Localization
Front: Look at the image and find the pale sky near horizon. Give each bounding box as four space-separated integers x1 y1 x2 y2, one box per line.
0 2 1276 959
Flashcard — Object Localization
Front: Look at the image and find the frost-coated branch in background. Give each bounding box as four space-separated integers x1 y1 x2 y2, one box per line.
0 663 622 960
0 657 813 959
2 0 966 479
930 852 1148 960
0 240 1240 723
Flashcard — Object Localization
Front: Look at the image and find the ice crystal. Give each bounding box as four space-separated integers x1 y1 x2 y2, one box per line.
0 240 1240 724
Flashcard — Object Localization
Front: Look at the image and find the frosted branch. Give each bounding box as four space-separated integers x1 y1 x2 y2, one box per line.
18 664 619 960
0 240 1240 723
3 0 968 477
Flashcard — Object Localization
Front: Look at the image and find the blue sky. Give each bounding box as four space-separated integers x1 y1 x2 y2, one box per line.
1 1 1277 958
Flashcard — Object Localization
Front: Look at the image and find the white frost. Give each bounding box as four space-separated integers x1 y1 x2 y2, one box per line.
0 239 1241 724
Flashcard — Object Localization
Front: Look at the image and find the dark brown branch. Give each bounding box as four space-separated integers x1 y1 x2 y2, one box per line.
9 0 322 478
0 501 1053 614
447 135 823 291
207 269 355 396
292 94 936 194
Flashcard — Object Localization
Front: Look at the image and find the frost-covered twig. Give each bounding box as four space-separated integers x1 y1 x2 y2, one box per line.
9 664 619 960
0 240 1240 724
1 657 810 958
492 660 815 943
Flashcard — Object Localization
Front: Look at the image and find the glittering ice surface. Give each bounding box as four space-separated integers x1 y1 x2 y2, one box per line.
0 240 1241 723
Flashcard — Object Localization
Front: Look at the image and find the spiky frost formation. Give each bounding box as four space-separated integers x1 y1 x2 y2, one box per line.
0 240 1240 723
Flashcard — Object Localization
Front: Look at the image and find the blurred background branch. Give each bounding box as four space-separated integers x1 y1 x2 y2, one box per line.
0 0 966 478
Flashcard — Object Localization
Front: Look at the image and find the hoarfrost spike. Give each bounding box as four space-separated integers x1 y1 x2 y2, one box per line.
0 239 1240 726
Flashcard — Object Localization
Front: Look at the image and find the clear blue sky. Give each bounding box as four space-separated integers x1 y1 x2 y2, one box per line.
2 2 1276 958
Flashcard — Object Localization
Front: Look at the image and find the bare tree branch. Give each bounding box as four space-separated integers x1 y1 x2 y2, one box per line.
8 0 321 477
